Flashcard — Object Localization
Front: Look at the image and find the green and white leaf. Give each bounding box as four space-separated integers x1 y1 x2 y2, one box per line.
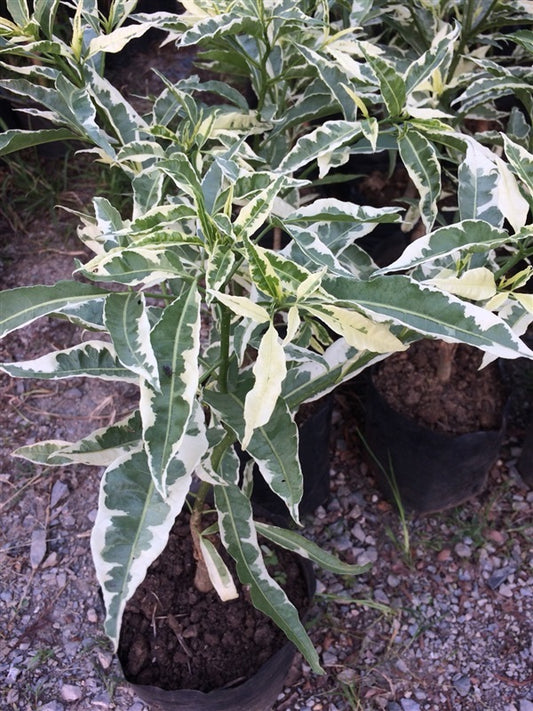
198 536 239 601
277 120 363 174
302 304 405 353
104 292 160 390
359 48 406 117
243 323 287 449
0 340 137 381
140 284 201 496
255 521 371 576
458 138 529 231
211 292 270 323
501 134 533 199
14 411 142 466
427 267 497 301
0 127 80 156
377 220 512 274
87 22 157 57
397 127 440 232
78 246 185 286
321 273 533 360
213 480 322 673
404 22 460 95
92 402 207 649
204 385 303 523
0 280 109 338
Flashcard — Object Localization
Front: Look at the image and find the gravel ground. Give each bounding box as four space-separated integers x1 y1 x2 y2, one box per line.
1 183 532 711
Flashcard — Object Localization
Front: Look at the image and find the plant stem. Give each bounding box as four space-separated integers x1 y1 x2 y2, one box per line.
219 304 232 394
190 481 213 593
436 341 458 384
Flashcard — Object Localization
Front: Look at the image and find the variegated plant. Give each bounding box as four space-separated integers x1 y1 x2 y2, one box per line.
1 0 533 677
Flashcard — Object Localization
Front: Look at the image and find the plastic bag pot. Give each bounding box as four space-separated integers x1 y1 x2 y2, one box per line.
364 375 506 514
117 520 316 711
121 640 298 711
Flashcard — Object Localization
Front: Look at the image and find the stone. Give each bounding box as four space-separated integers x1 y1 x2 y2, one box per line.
454 542 472 558
60 684 83 702
453 675 471 696
400 699 421 711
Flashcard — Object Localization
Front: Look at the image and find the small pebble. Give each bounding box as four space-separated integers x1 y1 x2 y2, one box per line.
400 699 421 711
454 542 472 558
453 674 471 696
61 684 82 702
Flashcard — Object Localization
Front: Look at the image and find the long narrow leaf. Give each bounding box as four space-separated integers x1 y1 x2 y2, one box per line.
255 522 371 576
91 402 207 649
204 385 303 523
214 480 322 674
0 340 137 381
0 281 109 338
14 411 142 466
322 274 533 360
104 292 160 390
140 283 201 496
397 127 440 232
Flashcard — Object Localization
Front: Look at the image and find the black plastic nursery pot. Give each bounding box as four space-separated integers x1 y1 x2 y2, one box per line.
121 641 299 711
364 371 507 515
116 512 316 711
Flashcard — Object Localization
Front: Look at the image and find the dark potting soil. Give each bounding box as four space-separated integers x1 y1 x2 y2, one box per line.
118 512 310 693
373 340 507 434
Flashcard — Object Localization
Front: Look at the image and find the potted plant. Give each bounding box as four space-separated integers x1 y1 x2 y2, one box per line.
0 0 532 702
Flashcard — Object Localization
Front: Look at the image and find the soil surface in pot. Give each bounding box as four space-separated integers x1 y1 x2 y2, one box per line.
373 340 507 434
118 511 310 693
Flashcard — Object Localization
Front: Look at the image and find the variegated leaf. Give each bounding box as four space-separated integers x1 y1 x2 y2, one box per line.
502 134 533 197
359 48 406 117
321 273 533 360
295 45 358 121
404 23 460 95
87 23 157 57
302 304 405 353
234 174 288 239
92 402 207 648
459 138 529 231
198 536 239 601
203 385 303 523
397 127 440 232
205 244 236 294
0 127 79 156
427 267 497 301
0 340 137 381
180 13 254 47
211 292 270 323
14 411 142 466
377 220 511 274
277 120 363 174
104 292 160 390
242 240 283 300
242 323 287 448
453 76 532 114
213 480 322 673
140 283 201 496
78 246 185 286
255 522 371 576
83 65 147 147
